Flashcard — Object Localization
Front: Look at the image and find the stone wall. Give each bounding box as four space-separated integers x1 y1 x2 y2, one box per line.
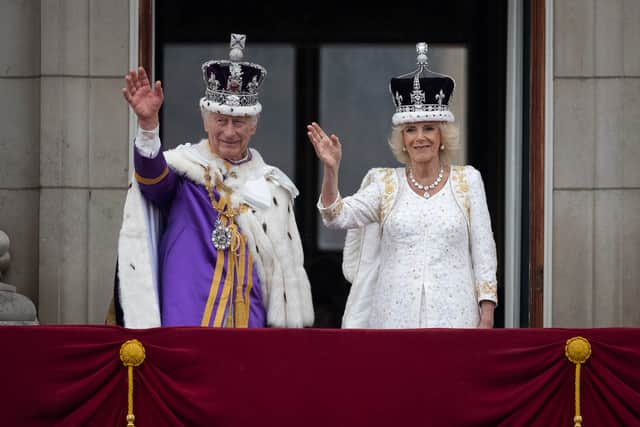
38 0 130 323
0 0 131 324
0 0 42 308
553 0 640 326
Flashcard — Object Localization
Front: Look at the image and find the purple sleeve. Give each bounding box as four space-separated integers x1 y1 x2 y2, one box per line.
134 147 178 208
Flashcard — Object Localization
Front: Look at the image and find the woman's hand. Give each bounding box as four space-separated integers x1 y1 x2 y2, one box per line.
307 122 342 207
122 67 164 130
307 122 342 172
478 301 495 329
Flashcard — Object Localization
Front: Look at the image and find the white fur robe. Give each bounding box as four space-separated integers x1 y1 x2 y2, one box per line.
117 141 314 328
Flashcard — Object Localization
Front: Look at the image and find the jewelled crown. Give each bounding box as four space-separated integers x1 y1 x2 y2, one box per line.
200 33 267 116
389 42 455 125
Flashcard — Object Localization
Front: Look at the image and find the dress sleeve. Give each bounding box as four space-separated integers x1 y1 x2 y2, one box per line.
317 169 383 230
466 166 498 305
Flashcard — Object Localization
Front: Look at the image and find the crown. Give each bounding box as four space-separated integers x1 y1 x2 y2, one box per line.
389 42 455 125
199 33 267 116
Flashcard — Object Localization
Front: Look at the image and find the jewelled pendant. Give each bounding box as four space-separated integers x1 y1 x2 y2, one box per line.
423 191 430 199
211 218 232 250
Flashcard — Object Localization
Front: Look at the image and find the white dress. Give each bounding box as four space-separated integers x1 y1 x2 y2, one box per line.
319 166 497 329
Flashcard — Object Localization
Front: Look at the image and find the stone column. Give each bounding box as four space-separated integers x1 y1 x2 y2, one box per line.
553 0 640 327
0 0 41 309
38 0 131 323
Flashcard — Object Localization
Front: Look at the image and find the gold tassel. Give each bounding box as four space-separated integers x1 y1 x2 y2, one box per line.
234 242 247 327
202 166 251 328
565 336 592 427
120 339 146 427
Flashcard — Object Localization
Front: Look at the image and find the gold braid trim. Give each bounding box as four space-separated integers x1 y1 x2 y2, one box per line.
201 248 226 327
476 280 498 300
320 197 344 222
565 336 592 427
134 167 169 185
451 165 470 219
202 166 249 328
242 252 254 327
234 243 248 327
120 339 146 427
379 168 396 221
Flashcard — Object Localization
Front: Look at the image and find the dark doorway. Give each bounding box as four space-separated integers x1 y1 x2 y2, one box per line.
155 0 508 327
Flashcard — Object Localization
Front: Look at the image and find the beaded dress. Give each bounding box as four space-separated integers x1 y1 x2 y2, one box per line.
319 166 498 328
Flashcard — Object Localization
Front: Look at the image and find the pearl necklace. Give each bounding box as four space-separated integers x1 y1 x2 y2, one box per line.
408 166 444 199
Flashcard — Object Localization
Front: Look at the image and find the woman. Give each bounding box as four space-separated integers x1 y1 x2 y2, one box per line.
307 43 497 329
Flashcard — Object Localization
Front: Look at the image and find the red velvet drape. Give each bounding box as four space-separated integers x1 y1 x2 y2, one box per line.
2 326 639 426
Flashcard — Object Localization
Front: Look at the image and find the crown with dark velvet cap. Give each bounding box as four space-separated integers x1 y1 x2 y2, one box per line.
199 33 267 116
389 43 455 125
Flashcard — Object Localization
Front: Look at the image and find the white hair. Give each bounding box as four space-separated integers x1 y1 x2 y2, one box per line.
200 109 259 126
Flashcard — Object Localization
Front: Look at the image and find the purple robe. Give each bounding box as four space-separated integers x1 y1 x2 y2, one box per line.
134 148 266 327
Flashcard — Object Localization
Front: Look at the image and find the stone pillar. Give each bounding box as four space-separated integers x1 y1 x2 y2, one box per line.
553 0 640 327
0 231 38 325
38 0 131 323
0 0 41 308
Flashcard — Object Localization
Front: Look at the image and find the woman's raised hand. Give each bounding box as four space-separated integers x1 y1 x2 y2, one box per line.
307 122 342 171
122 67 164 129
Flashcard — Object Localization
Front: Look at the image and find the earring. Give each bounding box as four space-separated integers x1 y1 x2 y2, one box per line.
402 146 407 152
440 144 445 151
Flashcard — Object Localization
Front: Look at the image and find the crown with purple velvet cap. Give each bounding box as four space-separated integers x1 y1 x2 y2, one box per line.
389 43 455 125
200 33 267 117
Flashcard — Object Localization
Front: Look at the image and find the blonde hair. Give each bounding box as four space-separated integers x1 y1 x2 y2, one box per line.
388 122 460 165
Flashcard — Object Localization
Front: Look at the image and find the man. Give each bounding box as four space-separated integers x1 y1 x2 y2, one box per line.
108 34 314 328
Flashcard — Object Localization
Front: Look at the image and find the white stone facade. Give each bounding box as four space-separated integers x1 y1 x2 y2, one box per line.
0 0 638 326
1 0 129 323
552 0 640 326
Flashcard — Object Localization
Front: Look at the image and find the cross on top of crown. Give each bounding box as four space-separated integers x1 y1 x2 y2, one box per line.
416 42 428 66
230 34 246 51
229 34 246 61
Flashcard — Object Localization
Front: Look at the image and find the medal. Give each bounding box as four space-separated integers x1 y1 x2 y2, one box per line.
211 218 232 250
204 166 247 252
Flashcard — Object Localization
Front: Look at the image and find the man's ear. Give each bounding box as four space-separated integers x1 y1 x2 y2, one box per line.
202 114 209 132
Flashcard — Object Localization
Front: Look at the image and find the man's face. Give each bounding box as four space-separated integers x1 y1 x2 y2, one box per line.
204 112 257 161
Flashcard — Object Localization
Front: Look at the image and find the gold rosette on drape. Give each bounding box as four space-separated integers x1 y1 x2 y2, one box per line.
120 339 146 427
565 336 592 427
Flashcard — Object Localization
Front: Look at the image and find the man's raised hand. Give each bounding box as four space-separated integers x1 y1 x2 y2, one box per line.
122 67 164 129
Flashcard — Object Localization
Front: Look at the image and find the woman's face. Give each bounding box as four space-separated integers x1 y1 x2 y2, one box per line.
402 122 441 164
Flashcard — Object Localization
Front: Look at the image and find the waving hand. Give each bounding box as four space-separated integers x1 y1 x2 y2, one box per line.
307 122 342 172
122 67 164 129
307 122 342 206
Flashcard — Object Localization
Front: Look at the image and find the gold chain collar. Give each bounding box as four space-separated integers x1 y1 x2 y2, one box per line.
203 166 248 251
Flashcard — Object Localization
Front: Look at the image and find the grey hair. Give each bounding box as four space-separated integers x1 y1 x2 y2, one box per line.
200 109 260 127
388 122 460 165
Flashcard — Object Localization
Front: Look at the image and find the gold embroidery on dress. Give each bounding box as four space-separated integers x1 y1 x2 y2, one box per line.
379 168 396 221
452 166 471 219
476 280 498 299
320 197 344 222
